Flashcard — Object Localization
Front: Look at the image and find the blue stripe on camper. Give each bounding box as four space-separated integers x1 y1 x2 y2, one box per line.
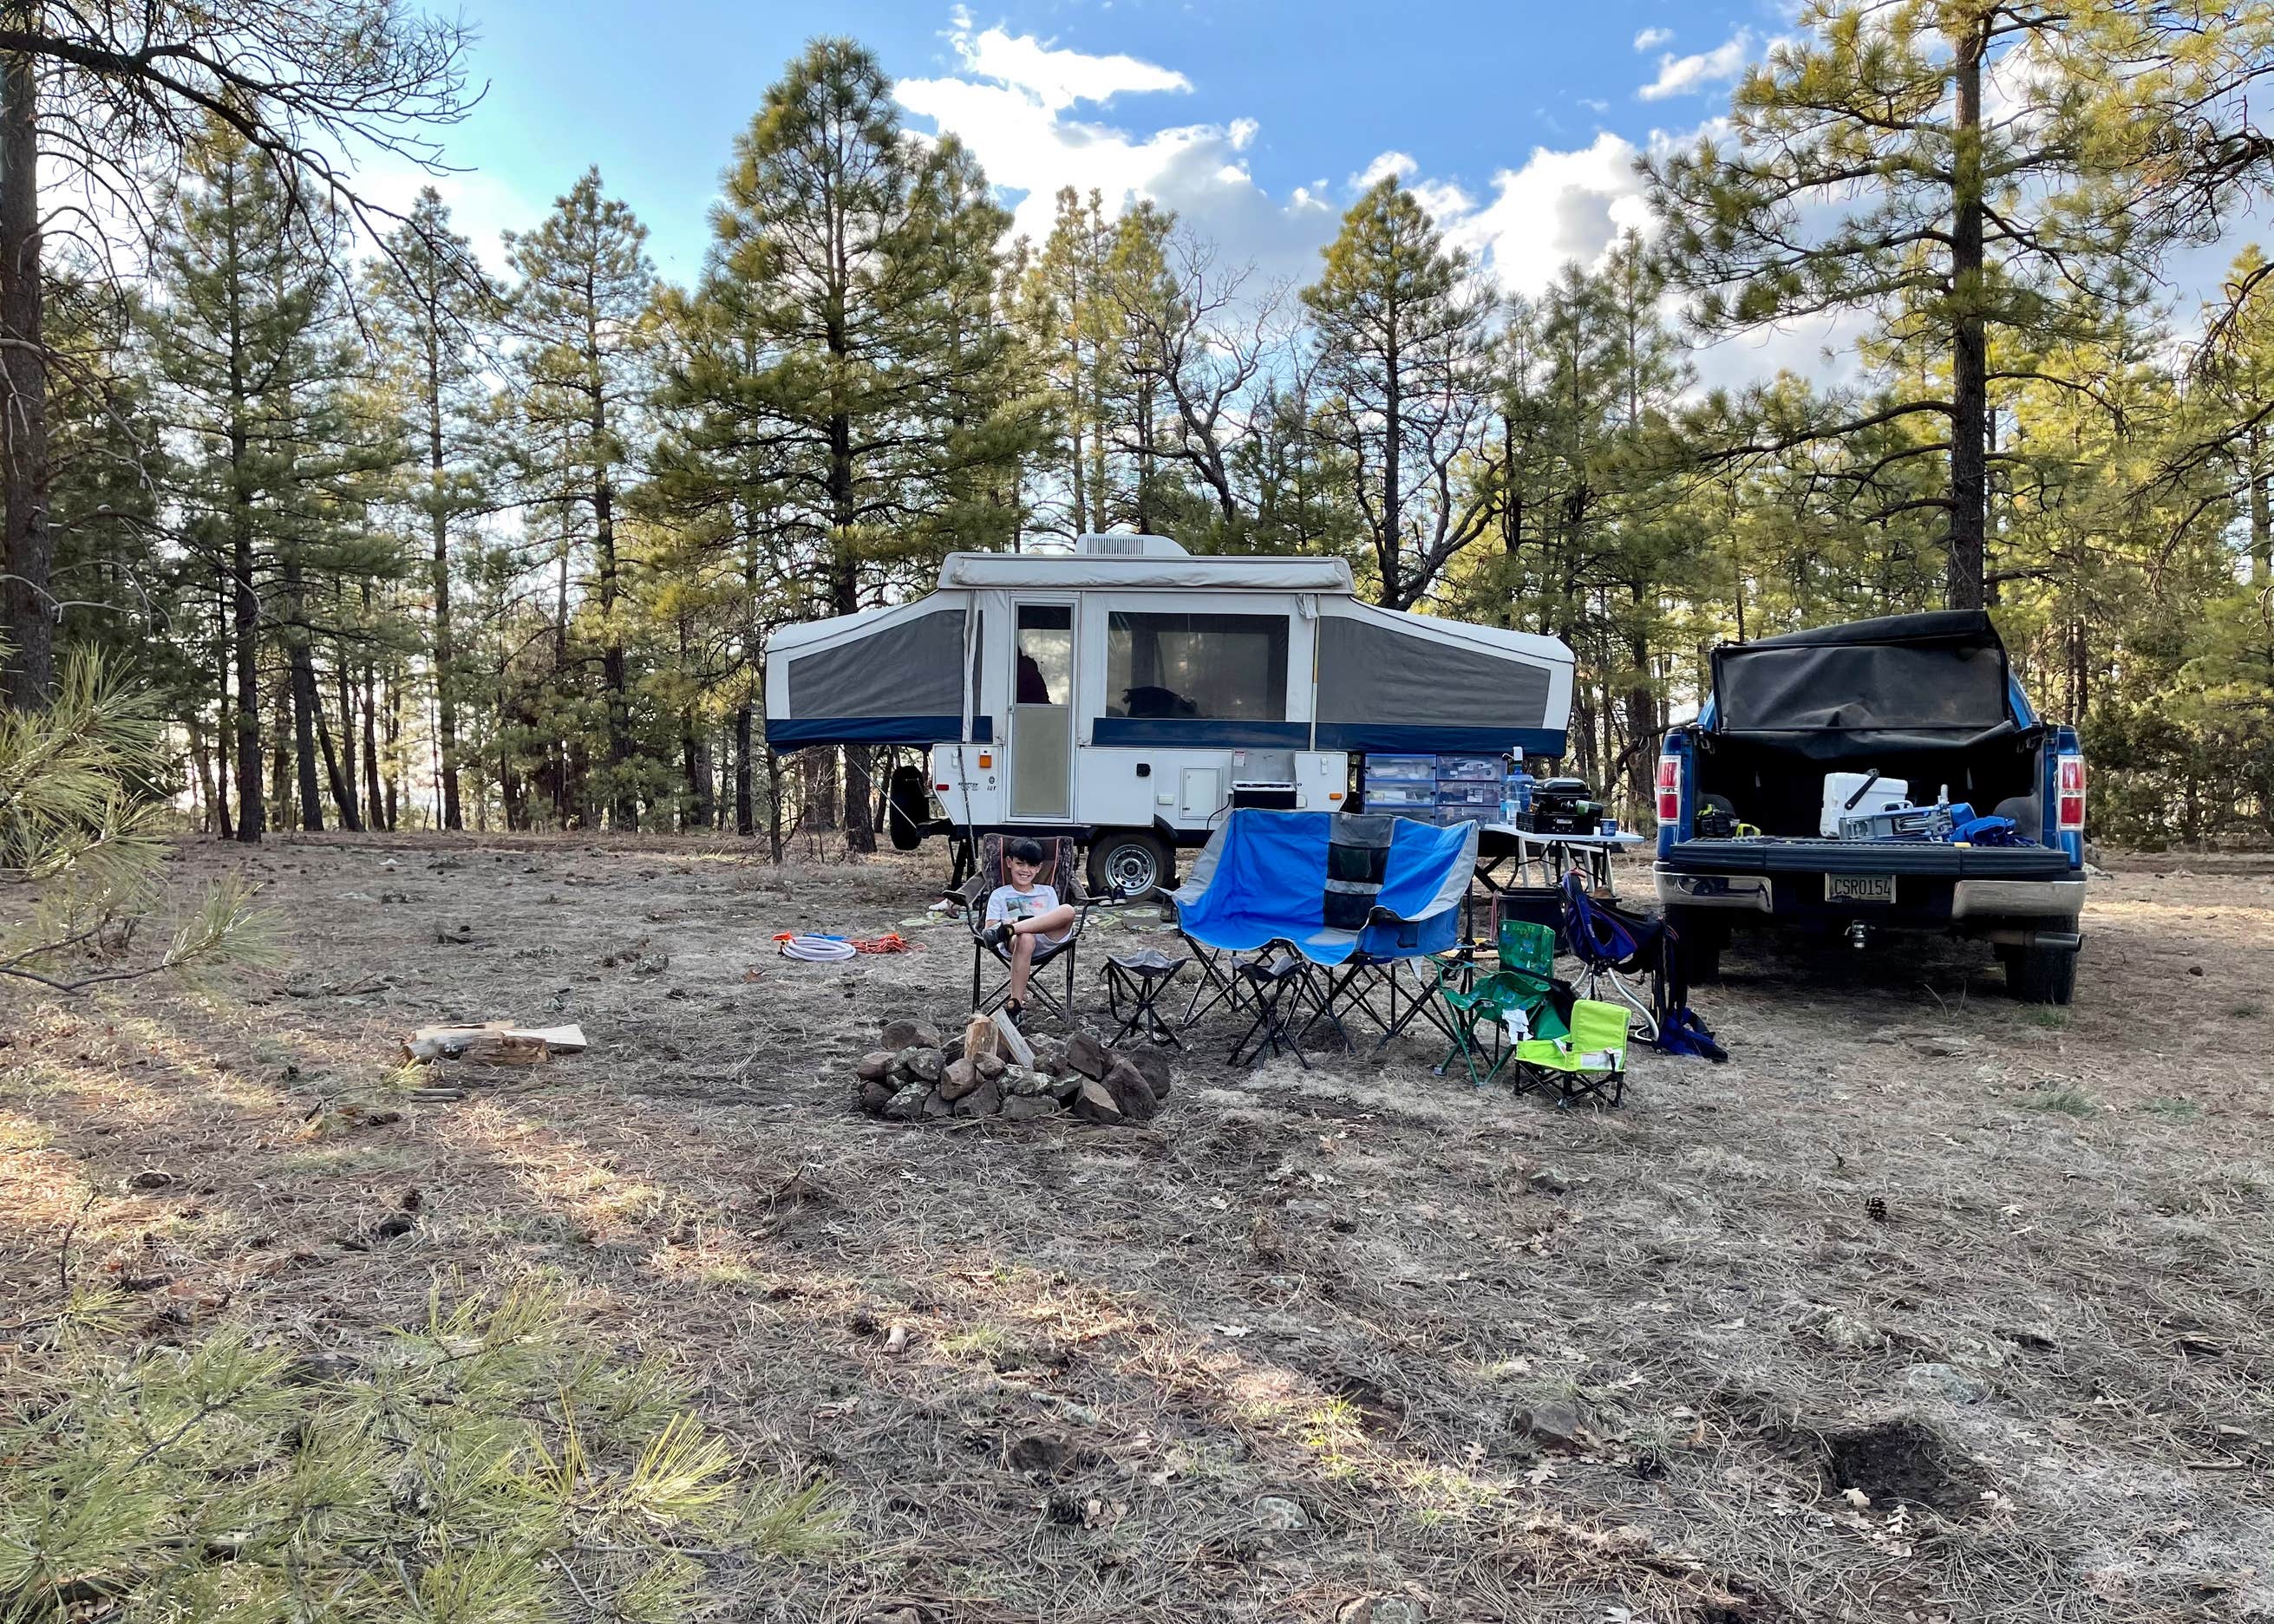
1092 718 1314 748
765 714 994 746
1316 723 1568 756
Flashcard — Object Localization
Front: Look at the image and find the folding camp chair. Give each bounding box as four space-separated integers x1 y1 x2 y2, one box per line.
1558 871 1665 1044
1228 948 1319 1068
947 834 1098 1027
1168 809 1476 1066
1434 920 1574 1089
1513 996 1630 1106
1101 948 1190 1047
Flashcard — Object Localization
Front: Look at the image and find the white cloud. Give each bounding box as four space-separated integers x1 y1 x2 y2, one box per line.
896 14 1333 283
1443 132 1654 297
1351 151 1418 191
956 22 1190 111
1633 26 1675 50
1638 31 1753 101
1579 97 1610 114
893 11 1747 341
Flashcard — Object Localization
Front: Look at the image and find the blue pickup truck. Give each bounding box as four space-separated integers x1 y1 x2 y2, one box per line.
1654 611 2088 1003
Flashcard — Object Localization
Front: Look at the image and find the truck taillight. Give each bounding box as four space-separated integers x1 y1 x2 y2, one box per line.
2057 753 2086 832
1656 754 1681 825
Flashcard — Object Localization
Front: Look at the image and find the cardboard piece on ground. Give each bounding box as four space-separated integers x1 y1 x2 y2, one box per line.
403 1022 589 1065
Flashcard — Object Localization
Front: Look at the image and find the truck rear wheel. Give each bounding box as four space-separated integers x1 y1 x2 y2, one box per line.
2004 939 2077 1005
1089 830 1173 901
1665 906 1724 986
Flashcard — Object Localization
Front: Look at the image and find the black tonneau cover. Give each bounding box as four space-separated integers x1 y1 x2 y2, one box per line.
1710 610 2019 760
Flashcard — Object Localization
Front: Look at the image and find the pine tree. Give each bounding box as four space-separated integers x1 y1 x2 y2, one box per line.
368 188 499 832
1022 187 1121 537
1647 0 2268 610
0 0 474 709
500 168 659 832
1302 174 1497 609
150 126 400 843
700 37 1026 852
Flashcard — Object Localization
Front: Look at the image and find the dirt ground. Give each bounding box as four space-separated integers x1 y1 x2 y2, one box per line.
3 833 2271 1622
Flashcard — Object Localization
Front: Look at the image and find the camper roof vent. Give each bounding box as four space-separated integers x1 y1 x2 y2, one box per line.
1076 532 1187 558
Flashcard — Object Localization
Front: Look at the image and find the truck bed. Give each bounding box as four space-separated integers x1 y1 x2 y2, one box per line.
1659 837 2074 880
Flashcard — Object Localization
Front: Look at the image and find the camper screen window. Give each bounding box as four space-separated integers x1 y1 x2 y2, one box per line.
1107 612 1289 721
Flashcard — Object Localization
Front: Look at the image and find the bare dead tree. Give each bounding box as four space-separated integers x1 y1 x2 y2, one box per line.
1114 232 1294 530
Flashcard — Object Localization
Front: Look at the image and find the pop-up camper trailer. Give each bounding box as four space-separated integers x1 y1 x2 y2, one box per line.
765 534 1574 895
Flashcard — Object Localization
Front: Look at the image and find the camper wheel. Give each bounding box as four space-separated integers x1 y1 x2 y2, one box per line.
1090 830 1173 901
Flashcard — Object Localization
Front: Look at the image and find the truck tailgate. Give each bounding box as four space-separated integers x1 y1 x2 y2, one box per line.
1660 838 2073 880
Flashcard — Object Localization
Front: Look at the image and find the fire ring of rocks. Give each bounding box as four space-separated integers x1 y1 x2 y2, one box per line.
853 1018 1173 1127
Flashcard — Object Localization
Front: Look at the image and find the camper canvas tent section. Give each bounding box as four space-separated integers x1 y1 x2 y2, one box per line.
763 597 983 747
764 535 1574 892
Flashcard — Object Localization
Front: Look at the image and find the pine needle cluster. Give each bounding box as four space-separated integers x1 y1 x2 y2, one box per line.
0 1283 842 1622
0 648 266 994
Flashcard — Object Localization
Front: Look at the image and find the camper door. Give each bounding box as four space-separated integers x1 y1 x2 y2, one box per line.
1010 599 1075 819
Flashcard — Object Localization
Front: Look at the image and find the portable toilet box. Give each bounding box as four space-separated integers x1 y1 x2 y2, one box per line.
1820 772 1910 838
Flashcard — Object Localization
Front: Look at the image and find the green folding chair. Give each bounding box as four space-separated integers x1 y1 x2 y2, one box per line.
1513 997 1630 1107
1434 920 1571 1089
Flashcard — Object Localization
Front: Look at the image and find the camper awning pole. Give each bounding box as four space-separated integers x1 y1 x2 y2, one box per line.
1303 594 1319 753
960 597 976 744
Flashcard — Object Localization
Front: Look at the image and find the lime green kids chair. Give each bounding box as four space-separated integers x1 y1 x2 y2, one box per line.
1513 997 1630 1107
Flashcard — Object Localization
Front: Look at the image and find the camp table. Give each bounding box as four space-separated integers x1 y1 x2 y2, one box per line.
1477 824 1646 892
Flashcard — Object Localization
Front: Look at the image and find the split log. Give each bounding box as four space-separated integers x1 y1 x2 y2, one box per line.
402 1022 588 1065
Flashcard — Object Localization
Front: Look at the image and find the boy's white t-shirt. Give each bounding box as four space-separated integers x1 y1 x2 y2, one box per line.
986 882 1068 943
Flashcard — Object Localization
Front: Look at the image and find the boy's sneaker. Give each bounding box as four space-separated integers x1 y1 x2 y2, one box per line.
981 923 1011 949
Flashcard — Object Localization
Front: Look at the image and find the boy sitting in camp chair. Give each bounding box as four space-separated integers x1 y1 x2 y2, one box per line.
982 838 1078 1025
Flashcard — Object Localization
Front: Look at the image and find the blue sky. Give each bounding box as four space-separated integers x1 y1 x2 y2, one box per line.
378 0 1771 293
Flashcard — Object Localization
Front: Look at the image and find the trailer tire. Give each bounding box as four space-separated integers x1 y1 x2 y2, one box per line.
2005 938 2077 1005
1089 830 1173 902
886 765 931 851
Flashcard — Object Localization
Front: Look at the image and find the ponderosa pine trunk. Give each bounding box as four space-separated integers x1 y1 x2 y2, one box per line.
230 468 263 843
333 652 362 829
595 469 636 830
361 656 385 832
0 41 49 708
283 552 324 832
734 699 755 837
1946 19 1989 612
2248 422 2271 582
829 391 876 853
426 319 463 828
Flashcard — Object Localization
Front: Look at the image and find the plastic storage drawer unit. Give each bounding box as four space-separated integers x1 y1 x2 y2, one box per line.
1434 753 1504 782
1364 753 1438 783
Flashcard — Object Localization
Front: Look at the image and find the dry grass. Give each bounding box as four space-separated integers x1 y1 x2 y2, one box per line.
3 833 2271 1621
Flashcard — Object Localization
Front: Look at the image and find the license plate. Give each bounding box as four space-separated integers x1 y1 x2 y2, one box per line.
1827 873 1896 904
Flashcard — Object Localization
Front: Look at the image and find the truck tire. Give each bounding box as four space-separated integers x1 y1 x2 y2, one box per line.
1089 830 1173 901
1665 905 1724 985
2006 940 2077 1005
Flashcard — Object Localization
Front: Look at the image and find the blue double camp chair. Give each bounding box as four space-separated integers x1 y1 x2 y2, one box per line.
1167 809 1477 1066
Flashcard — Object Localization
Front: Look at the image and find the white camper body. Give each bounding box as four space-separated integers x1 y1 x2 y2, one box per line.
764 535 1574 890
